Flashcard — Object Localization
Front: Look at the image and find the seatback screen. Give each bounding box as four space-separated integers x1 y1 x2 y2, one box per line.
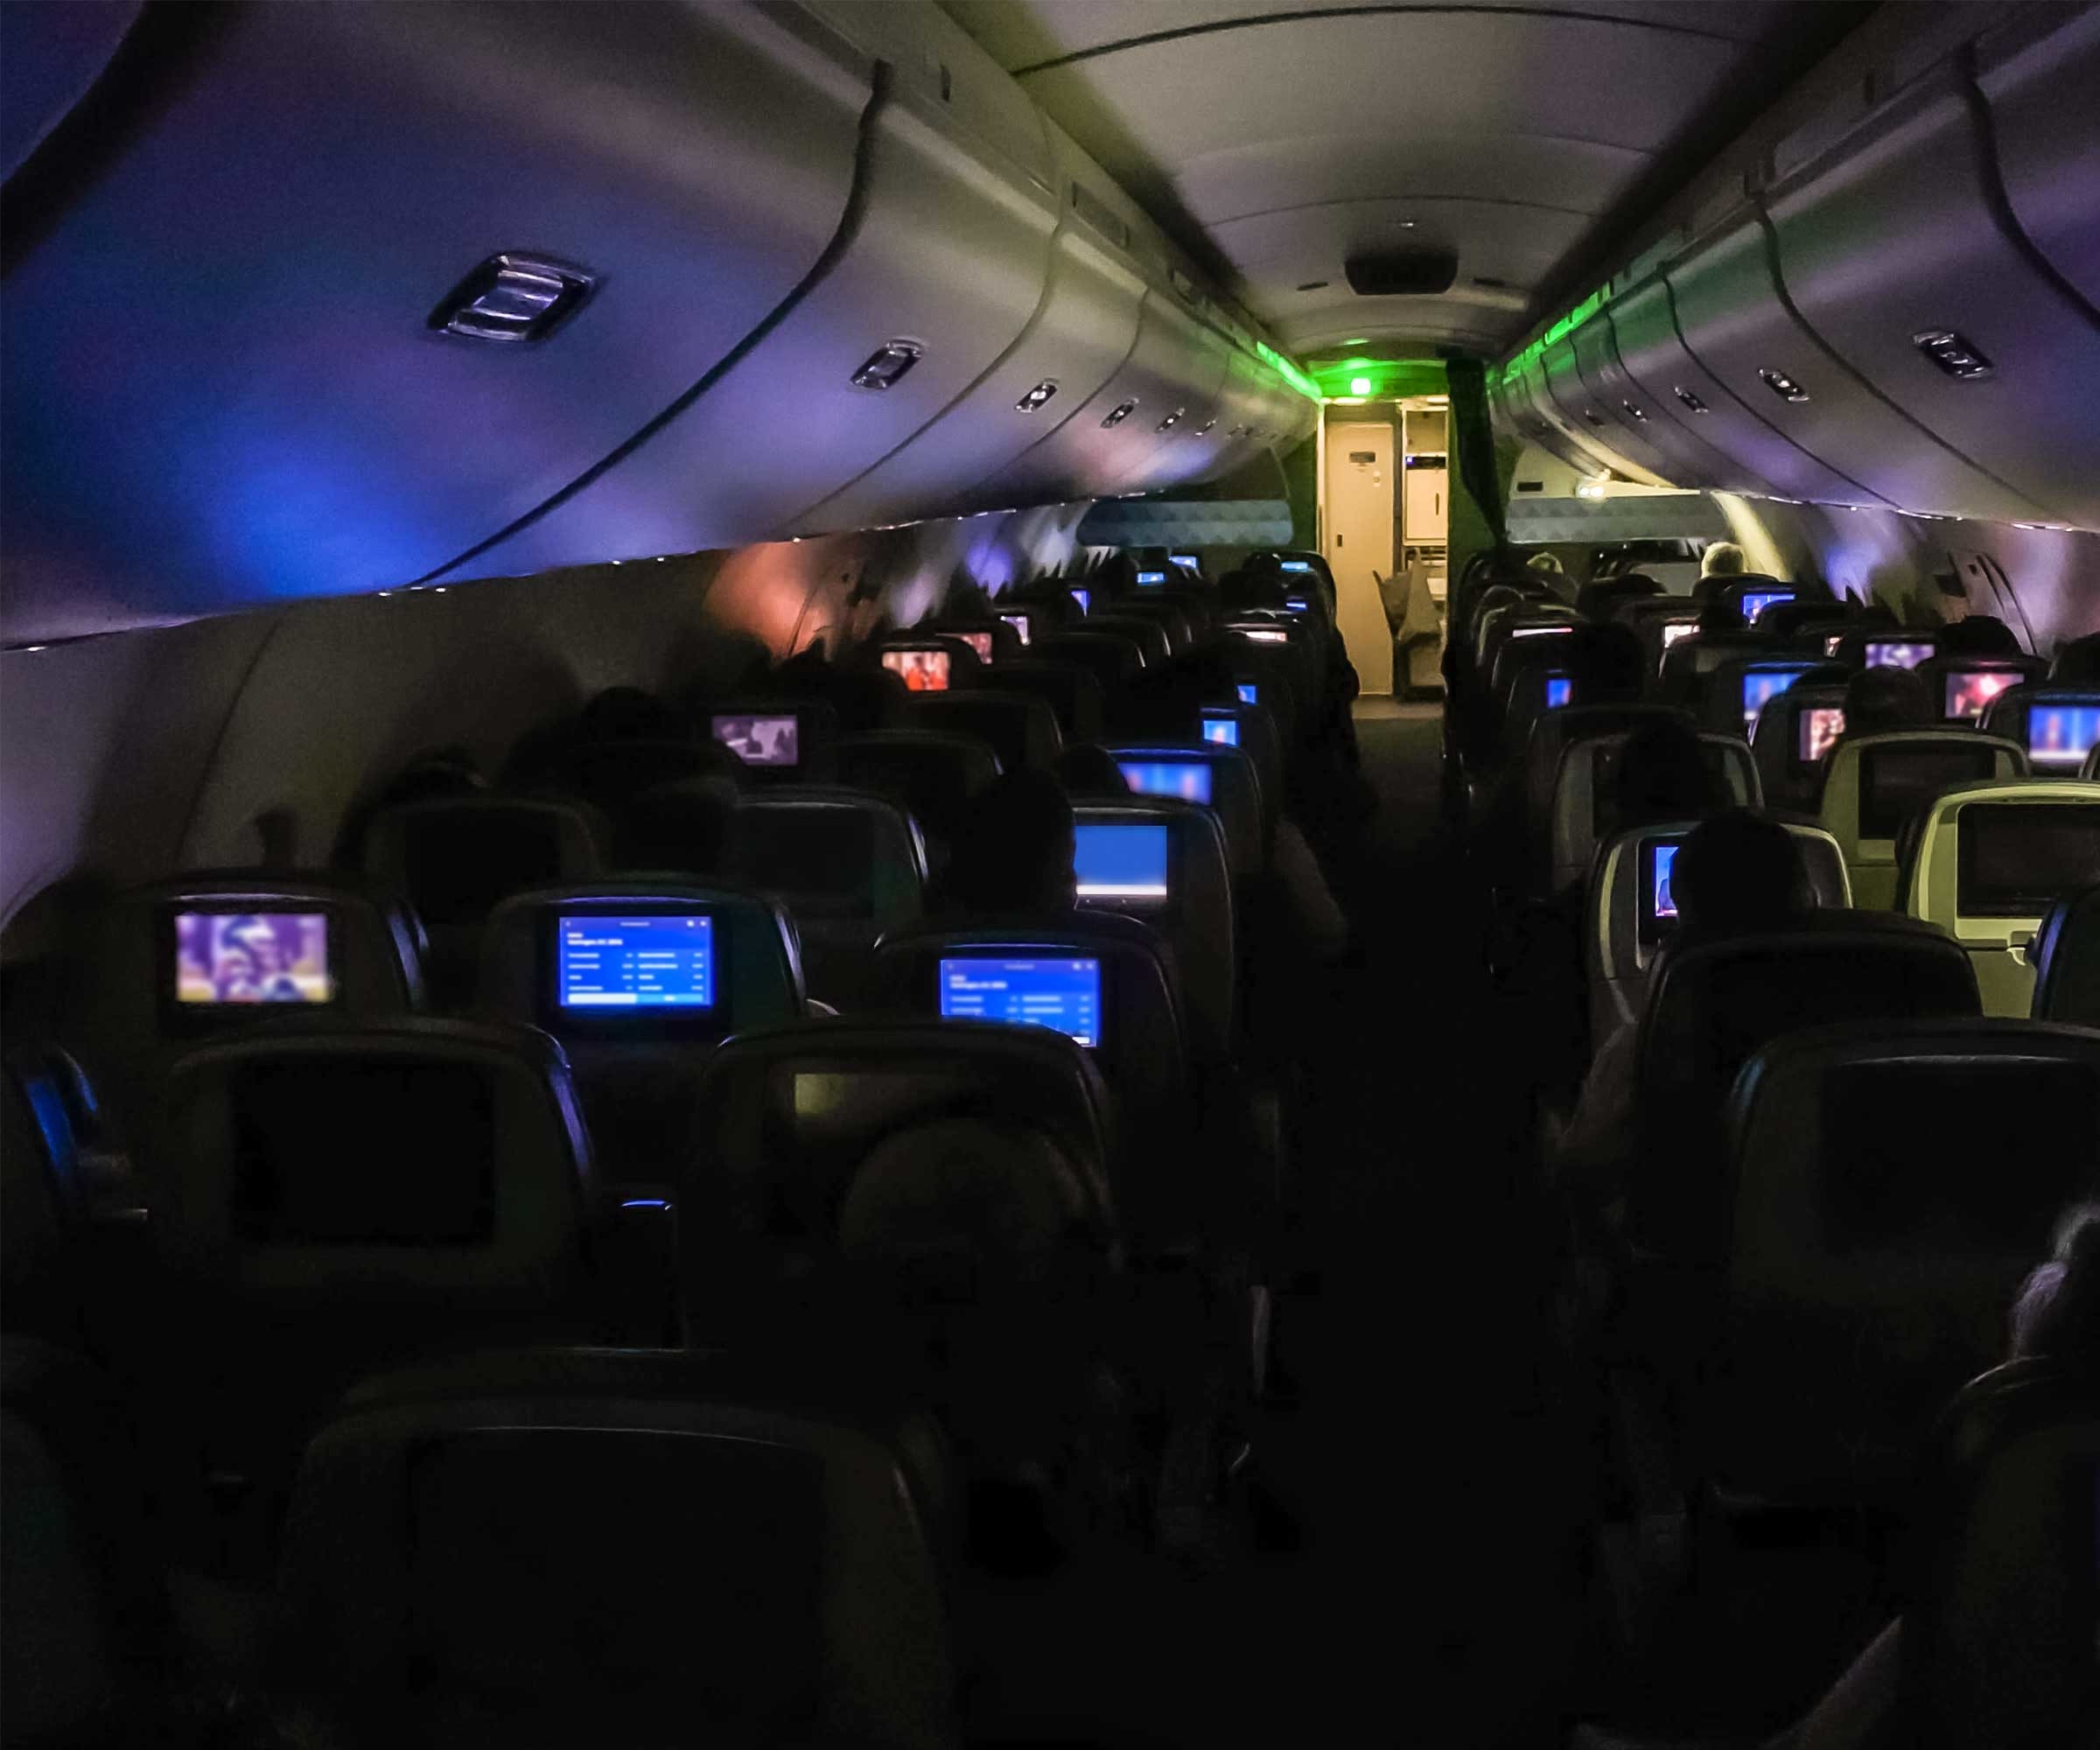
1544 675 1573 710
1237 627 1289 644
1074 823 1169 903
1135 570 1166 586
1236 682 1258 705
2029 701 2100 768
1201 714 1241 746
557 914 717 1010
176 912 333 1005
1742 666 1812 736
1639 837 1683 944
940 957 1102 1047
1739 590 1792 624
1957 804 2100 917
1866 639 1934 670
1279 560 1312 574
711 714 800 769
1945 668 2021 721
998 612 1032 647
954 631 994 663
1798 706 1845 766
1170 553 1199 571
881 648 949 692
1858 744 1998 839
1117 760 1212 804
1069 588 1091 614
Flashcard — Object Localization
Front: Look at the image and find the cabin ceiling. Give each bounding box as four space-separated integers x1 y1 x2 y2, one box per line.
942 0 1873 360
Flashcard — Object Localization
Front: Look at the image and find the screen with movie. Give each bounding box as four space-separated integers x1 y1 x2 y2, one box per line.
1118 760 1213 805
2028 700 2100 768
1544 675 1573 710
1135 570 1166 586
1659 620 1698 653
1236 682 1258 705
998 612 1032 647
1237 627 1289 645
1279 559 1312 573
711 713 800 769
1074 823 1170 903
1739 589 1793 624
1201 714 1241 746
1648 841 1680 925
1170 553 1199 571
1798 705 1846 765
940 957 1102 1047
1742 666 1812 736
955 630 995 663
556 914 716 1010
1944 668 2022 722
1866 638 1934 670
881 648 949 692
1957 804 2100 917
1858 744 1998 839
175 912 333 1005
1070 588 1090 614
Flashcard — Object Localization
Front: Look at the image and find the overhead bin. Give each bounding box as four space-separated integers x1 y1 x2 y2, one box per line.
1512 356 1604 477
1566 321 1682 487
1548 334 1670 486
1609 277 1854 504
1764 62 2100 532
0 1 872 640
1667 217 2040 522
1976 5 2100 313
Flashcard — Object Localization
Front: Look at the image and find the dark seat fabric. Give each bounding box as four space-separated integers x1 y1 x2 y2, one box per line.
978 662 1106 744
1715 1020 2100 1507
1629 926 1982 1263
836 731 1002 870
270 1348 958 1750
3 1054 90 1343
1030 634 1144 701
1514 704 1689 892
903 691 1061 775
2031 883 2100 1024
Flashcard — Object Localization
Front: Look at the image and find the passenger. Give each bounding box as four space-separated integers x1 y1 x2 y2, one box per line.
1572 622 1646 707
1700 540 1747 579
1526 551 1564 577
2049 630 2100 685
1935 614 2021 658
940 770 1076 918
1612 716 1731 831
1054 744 1130 798
1841 664 1935 739
578 685 687 744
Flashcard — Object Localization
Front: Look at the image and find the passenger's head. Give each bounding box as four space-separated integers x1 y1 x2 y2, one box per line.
2010 1208 2100 1363
616 779 737 876
580 687 685 744
1614 716 1727 827
2050 631 2100 686
1574 623 1646 704
1526 551 1564 577
1937 614 2020 658
1054 744 1130 799
1700 541 1747 579
942 770 1076 916
1844 665 1935 738
378 747 486 807
1672 809 1810 939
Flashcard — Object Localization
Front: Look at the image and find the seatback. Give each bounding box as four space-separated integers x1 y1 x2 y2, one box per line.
1029 634 1142 698
362 795 605 1004
1198 703 1283 823
2031 883 2100 1025
1751 682 1850 812
1919 654 2050 724
66 873 423 1149
1818 732 2028 910
1630 928 1982 1261
1080 613 1171 668
1585 819 1853 1043
1721 1024 2100 1507
1072 801 1235 1062
1103 743 1265 876
1701 653 1831 740
1550 731 1759 895
1657 631 1788 713
704 697 838 786
1905 780 2100 1014
835 731 1001 868
983 661 1106 743
2 1057 89 1344
905 690 1061 774
1519 704 1687 878
722 789 927 1010
273 1348 958 1750
1222 646 1301 751
1106 598 1193 655
1481 615 1578 735
1980 685 2100 774
477 884 806 1178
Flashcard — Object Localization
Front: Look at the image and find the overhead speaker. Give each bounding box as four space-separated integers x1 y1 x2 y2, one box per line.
1344 250 1459 297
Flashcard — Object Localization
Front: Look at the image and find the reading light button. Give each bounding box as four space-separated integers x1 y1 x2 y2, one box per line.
433 253 594 342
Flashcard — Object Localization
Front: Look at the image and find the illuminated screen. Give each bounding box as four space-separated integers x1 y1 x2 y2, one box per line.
1170 553 1199 570
1798 706 1846 765
998 612 1032 647
1858 744 1998 839
1743 666 1812 736
882 648 950 692
711 713 800 769
175 912 332 1005
1511 625 1572 640
557 914 715 1010
1739 589 1793 624
1118 760 1212 805
1544 675 1573 710
1236 683 1258 704
1201 715 1241 746
1650 843 1680 922
1945 668 2021 722
1284 597 1311 613
2029 702 2100 768
1824 634 1847 657
1957 804 2100 917
1660 620 1698 651
1070 588 1091 614
1238 627 1289 645
1866 639 1933 670
1074 823 1169 903
955 631 994 663
1135 570 1166 586
940 957 1101 1047
1279 560 1312 573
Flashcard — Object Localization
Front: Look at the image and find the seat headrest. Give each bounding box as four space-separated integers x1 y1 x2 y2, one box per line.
363 797 606 928
903 690 1062 773
723 789 926 921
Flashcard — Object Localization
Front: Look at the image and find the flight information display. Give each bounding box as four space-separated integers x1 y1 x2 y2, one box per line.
940 957 1102 1047
1074 823 1169 902
712 714 799 768
1739 589 1793 624
1945 668 2021 722
1201 714 1241 746
1866 639 1934 670
556 914 716 1011
2029 701 2100 767
1118 760 1213 804
1743 666 1812 736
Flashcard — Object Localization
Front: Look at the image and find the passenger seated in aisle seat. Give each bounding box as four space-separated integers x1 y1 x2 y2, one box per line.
1054 744 1131 798
1842 664 1936 740
2050 630 2100 685
1556 811 1810 1174
939 770 1076 917
1936 614 2022 658
1693 541 1747 603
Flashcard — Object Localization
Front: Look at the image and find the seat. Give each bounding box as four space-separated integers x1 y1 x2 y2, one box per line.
1717 1021 2100 1507
1583 818 1855 1045
982 661 1106 743
905 690 1061 774
1576 571 1662 621
270 1348 958 1750
362 795 606 1004
1656 630 1789 714
836 730 1002 872
1979 684 2100 773
1513 705 1689 894
1917 653 2049 724
1903 778 2100 1014
1749 681 1851 814
1104 598 1194 656
721 789 927 1010
476 882 807 1180
1030 633 1143 699
2030 882 2100 1024
1699 653 1838 740
1079 612 1171 668
703 696 839 785
65 872 424 1150
1197 702 1284 828
1827 626 1939 671
1549 730 1759 896
1817 731 2027 910
1102 743 1266 878
1620 603 1702 682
